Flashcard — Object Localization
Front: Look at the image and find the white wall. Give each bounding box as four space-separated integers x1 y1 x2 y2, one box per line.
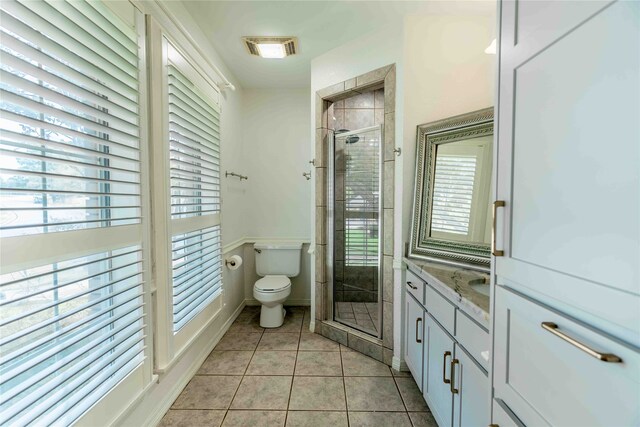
401 13 496 244
242 89 312 240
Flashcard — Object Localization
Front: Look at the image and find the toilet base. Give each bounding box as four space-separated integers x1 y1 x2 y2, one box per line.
260 304 286 328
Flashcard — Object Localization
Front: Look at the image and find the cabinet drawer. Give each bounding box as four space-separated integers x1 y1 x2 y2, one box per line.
405 269 424 305
494 286 640 426
424 284 455 336
456 310 489 371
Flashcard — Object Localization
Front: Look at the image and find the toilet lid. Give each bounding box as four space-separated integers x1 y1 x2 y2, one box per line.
255 275 291 292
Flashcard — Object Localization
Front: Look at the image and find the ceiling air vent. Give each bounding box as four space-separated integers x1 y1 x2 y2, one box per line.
243 37 298 59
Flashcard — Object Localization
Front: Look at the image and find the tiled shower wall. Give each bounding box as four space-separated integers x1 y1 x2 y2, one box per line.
314 64 396 365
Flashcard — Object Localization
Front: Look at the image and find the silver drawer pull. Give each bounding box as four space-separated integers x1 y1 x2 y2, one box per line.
541 322 622 363
407 281 418 290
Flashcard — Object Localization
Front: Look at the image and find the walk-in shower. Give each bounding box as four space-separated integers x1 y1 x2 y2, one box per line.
328 125 382 337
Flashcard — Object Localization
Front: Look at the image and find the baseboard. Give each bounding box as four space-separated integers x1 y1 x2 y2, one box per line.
392 355 409 372
244 298 311 307
137 302 245 427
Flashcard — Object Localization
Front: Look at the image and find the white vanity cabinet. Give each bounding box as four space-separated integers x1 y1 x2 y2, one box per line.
452 343 490 427
423 313 455 427
403 265 491 427
405 292 424 390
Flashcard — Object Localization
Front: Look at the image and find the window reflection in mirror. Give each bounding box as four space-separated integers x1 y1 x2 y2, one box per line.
429 135 493 245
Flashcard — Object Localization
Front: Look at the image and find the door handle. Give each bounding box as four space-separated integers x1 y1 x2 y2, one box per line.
407 281 417 290
416 318 422 343
442 351 451 384
492 200 505 256
541 322 622 363
450 358 460 394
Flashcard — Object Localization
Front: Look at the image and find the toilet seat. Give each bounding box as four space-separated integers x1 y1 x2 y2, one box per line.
254 275 291 293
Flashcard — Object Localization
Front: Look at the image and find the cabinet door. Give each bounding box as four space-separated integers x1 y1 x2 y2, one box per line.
492 399 525 427
495 0 640 343
452 343 489 427
423 314 454 427
405 293 424 390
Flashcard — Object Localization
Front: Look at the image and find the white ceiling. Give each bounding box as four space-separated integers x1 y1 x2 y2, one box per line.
182 1 495 89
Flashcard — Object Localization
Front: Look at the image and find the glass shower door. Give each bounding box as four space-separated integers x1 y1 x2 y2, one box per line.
330 125 382 337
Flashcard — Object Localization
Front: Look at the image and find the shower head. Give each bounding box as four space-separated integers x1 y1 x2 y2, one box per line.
337 129 360 144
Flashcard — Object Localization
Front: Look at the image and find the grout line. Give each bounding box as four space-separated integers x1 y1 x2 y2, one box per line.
220 317 263 426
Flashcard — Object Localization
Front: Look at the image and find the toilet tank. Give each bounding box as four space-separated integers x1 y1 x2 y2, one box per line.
254 242 302 277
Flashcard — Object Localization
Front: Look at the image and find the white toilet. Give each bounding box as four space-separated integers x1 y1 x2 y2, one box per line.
253 242 302 328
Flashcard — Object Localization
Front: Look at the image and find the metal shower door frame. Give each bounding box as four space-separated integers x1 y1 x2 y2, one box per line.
327 124 384 338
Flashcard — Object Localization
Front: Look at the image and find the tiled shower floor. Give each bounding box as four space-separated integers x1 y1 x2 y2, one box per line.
335 302 379 335
159 306 437 427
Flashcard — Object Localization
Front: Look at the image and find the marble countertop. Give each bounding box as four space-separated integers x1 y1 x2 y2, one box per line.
403 257 490 328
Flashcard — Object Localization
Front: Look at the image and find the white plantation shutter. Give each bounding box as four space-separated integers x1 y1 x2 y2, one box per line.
165 42 222 334
0 1 147 425
431 154 477 235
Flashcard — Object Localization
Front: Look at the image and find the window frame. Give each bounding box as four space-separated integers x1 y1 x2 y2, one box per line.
147 17 223 371
0 1 154 425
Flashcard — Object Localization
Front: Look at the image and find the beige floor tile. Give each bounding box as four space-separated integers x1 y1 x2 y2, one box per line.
285 411 348 427
264 314 303 333
257 333 300 351
407 412 438 427
228 321 265 334
295 351 342 376
288 376 346 411
348 411 412 427
341 351 391 376
222 410 286 427
158 409 225 427
171 376 241 409
198 351 253 375
246 351 297 375
344 377 405 412
215 332 262 351
230 376 292 410
299 333 340 351
395 377 429 411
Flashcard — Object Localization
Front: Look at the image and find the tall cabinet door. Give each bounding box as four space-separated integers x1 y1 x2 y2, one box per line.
405 293 424 390
495 0 640 344
423 314 454 427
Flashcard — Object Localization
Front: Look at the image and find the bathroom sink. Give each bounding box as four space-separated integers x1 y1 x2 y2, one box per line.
468 278 490 297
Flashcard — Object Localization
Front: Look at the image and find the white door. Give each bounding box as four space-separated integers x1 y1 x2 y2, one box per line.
423 314 454 427
405 293 424 390
452 343 490 427
494 0 640 345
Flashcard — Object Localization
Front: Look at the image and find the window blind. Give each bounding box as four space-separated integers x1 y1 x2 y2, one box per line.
431 154 477 235
343 132 380 266
168 65 220 219
0 1 146 425
171 226 222 331
0 0 141 238
166 43 222 333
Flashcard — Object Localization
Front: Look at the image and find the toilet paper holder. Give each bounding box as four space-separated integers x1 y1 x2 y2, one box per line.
225 259 238 267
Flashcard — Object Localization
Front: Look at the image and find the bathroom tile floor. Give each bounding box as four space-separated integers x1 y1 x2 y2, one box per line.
335 302 379 335
160 306 437 427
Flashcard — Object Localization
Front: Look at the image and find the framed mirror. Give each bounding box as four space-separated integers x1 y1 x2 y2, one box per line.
409 107 494 270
